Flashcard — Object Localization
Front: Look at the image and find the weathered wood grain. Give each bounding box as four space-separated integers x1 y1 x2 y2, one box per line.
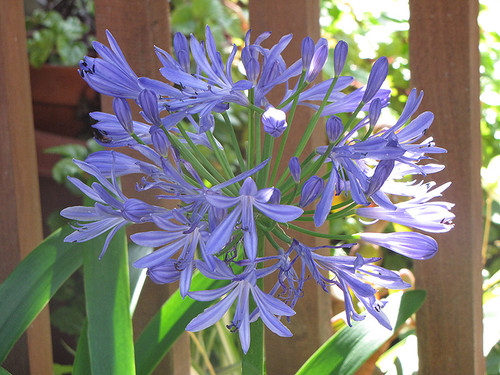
0 1 54 373
410 0 484 373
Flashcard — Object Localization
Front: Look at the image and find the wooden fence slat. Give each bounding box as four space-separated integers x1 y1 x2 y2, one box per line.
0 1 54 374
248 2 331 374
409 0 484 373
93 2 190 374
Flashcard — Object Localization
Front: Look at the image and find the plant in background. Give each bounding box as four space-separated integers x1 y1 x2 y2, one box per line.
58 24 452 371
26 0 95 67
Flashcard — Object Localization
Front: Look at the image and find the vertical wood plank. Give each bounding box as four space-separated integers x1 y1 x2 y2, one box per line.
0 1 54 374
409 0 484 373
248 2 331 374
93 2 191 374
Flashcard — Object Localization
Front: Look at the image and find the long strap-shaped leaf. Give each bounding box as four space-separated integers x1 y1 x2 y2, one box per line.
134 272 228 375
296 290 426 375
0 226 84 363
83 228 136 374
73 243 151 375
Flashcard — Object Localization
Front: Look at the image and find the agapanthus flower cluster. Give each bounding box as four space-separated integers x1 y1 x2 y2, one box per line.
62 26 454 353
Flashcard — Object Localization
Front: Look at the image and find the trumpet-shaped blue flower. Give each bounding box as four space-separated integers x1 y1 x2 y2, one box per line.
290 240 410 328
61 157 168 258
359 231 438 260
79 30 141 98
205 177 303 260
186 258 295 354
357 182 455 233
132 213 209 297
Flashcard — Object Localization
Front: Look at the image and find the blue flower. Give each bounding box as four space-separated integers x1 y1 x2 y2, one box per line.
262 106 287 137
142 26 251 117
79 30 141 98
61 157 168 258
186 258 295 354
290 240 410 328
132 213 209 297
359 232 438 260
205 177 303 260
357 182 455 233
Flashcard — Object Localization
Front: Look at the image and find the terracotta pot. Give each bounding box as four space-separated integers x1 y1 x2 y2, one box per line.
30 65 99 138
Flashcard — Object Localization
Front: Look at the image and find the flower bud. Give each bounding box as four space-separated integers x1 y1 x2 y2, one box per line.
138 89 161 126
199 114 215 133
150 125 170 157
112 97 134 134
173 32 190 72
360 232 438 260
362 57 388 103
299 176 325 207
262 107 287 138
306 43 328 82
245 57 260 84
269 188 282 205
326 116 344 143
289 157 301 183
334 40 348 76
301 36 315 71
366 159 395 197
369 98 382 127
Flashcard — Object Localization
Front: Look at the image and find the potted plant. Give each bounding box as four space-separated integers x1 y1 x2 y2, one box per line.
26 0 99 138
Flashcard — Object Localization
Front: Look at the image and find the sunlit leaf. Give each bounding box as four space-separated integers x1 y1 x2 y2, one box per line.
296 290 426 375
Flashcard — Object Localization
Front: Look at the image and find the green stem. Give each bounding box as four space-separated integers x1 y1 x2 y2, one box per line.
255 113 262 165
286 223 354 241
206 131 237 181
263 230 282 251
248 103 265 114
176 123 228 183
276 76 339 187
258 133 274 188
130 132 147 145
241 231 265 375
165 132 221 188
270 72 307 185
222 112 247 172
277 80 308 110
482 195 493 265
271 225 293 245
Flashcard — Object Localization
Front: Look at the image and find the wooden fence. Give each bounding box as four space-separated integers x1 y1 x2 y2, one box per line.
0 0 484 373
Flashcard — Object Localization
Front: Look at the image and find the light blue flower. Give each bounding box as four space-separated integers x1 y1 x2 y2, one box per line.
186 258 295 354
205 177 303 260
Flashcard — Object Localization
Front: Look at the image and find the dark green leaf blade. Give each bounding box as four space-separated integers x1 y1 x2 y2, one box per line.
72 320 91 375
0 226 84 363
296 290 426 375
134 273 227 375
83 228 135 375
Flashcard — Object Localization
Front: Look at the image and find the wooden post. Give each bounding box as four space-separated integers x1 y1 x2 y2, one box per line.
0 1 54 374
409 0 484 373
93 2 190 374
248 2 331 374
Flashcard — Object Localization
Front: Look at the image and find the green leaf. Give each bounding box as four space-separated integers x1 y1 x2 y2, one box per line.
296 290 426 375
53 363 74 375
50 305 85 335
0 226 84 363
83 228 135 375
134 272 228 375
51 158 85 184
72 320 91 375
127 243 152 316
0 368 12 375
44 144 88 159
27 29 56 67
